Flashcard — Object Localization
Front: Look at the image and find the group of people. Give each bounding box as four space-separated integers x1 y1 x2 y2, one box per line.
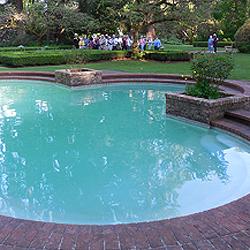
73 33 162 51
138 36 162 51
208 33 219 53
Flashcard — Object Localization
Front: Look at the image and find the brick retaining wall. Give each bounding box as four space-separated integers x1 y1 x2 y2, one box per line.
166 92 250 124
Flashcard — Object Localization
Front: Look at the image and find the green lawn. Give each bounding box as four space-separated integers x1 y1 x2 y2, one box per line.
0 53 249 81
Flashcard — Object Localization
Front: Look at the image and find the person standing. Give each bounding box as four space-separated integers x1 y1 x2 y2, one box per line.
139 36 146 51
113 36 121 50
208 35 214 53
78 37 85 49
107 36 114 50
154 37 161 50
213 33 219 53
99 35 107 50
147 37 153 50
73 33 79 49
127 36 133 50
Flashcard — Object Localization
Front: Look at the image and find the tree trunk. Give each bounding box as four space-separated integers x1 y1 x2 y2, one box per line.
16 0 23 13
131 28 139 54
146 25 156 38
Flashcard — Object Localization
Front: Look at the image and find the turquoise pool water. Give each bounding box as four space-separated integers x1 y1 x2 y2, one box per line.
0 80 249 225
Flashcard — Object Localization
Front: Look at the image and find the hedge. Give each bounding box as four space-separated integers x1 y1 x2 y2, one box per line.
193 41 235 48
143 51 191 61
0 50 129 67
235 43 250 53
0 49 192 67
0 45 72 52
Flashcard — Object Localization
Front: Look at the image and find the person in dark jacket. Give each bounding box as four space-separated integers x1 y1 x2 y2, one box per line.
213 33 219 53
73 33 79 49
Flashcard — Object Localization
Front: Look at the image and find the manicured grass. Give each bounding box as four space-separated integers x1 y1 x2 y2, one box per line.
231 53 250 81
0 60 192 75
0 53 249 81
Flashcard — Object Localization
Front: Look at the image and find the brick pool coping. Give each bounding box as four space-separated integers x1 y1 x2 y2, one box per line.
0 71 249 250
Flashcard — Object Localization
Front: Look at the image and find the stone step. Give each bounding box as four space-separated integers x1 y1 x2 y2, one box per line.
219 86 242 95
102 77 191 85
0 76 55 82
102 73 193 81
211 118 250 141
0 71 54 78
225 109 250 126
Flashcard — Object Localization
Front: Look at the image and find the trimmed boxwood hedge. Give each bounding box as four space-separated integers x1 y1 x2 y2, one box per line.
0 45 72 52
0 49 191 67
144 51 191 61
193 41 235 48
0 50 129 67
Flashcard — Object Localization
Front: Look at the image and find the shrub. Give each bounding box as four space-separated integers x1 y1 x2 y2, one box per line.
192 53 234 85
162 36 183 45
0 49 191 67
186 53 234 99
143 51 191 61
186 80 221 99
0 50 129 67
193 41 234 48
235 19 250 53
0 45 72 52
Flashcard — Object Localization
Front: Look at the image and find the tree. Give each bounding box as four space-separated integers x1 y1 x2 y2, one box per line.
213 0 250 39
24 0 98 43
78 0 127 34
120 0 216 46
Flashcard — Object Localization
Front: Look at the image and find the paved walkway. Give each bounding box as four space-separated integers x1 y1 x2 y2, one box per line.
0 195 249 249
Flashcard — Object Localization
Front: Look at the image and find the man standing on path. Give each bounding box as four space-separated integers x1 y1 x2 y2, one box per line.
213 33 219 53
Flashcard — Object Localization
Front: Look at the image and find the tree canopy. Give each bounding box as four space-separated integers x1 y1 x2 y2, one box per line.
0 0 250 45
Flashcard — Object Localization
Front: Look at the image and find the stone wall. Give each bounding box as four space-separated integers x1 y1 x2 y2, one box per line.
55 68 102 86
166 92 250 124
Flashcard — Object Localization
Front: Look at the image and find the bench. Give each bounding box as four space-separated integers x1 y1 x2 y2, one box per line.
225 46 234 52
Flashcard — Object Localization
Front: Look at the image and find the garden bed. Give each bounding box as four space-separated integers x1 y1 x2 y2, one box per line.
166 92 250 124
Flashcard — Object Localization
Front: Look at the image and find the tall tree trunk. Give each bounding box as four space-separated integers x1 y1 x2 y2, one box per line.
131 28 139 54
16 0 23 13
146 25 156 38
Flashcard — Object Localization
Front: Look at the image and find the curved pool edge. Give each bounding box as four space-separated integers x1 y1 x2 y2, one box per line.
0 71 249 249
0 194 249 249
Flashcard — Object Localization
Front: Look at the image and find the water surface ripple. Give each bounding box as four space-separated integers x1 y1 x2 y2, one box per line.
0 80 249 224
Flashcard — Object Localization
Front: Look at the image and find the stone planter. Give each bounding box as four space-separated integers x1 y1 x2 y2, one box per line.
55 68 102 86
166 92 250 124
